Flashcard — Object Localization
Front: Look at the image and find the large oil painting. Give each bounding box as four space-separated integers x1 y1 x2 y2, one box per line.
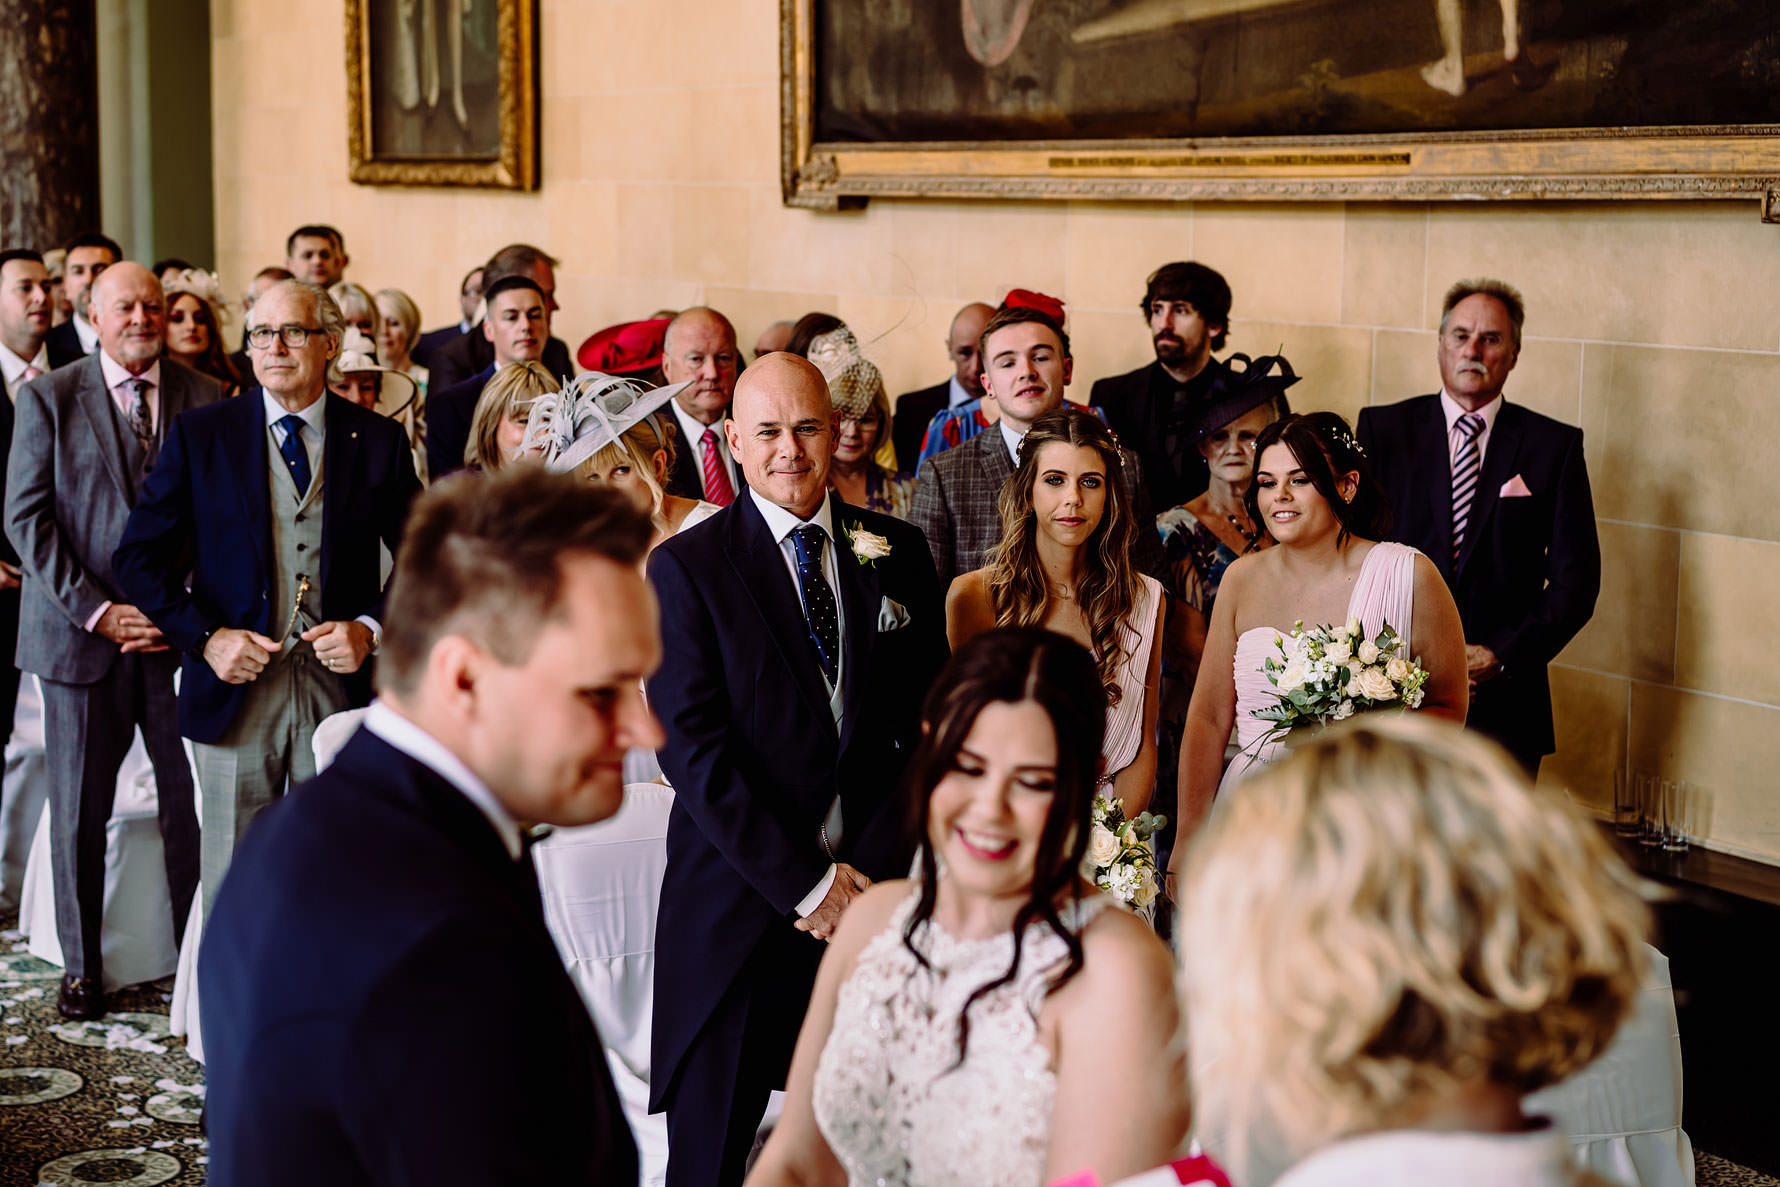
347 0 538 190
783 0 1780 211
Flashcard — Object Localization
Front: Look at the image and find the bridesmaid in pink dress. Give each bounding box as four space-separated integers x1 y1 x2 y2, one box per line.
1168 413 1467 885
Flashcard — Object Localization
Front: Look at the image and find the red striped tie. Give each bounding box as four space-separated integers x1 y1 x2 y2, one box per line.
700 427 735 506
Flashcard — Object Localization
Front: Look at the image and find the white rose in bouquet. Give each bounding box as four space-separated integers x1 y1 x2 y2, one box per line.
1345 616 1363 640
1356 667 1398 701
1334 699 1356 720
1087 823 1121 867
1278 663 1307 692
1385 656 1412 684
1324 639 1352 664
1131 872 1160 910
1357 640 1380 665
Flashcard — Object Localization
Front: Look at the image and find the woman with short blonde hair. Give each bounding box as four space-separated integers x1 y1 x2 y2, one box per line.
1177 714 1648 1187
466 361 558 471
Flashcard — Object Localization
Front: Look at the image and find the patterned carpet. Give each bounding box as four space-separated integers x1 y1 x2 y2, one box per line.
0 911 1774 1187
0 923 206 1187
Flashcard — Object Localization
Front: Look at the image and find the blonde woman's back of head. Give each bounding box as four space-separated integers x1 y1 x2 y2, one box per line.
1179 715 1648 1184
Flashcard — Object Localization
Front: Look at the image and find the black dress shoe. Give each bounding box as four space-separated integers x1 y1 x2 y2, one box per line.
56 974 107 1021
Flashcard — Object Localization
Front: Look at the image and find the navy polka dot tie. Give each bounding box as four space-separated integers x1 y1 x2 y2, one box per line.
790 525 839 684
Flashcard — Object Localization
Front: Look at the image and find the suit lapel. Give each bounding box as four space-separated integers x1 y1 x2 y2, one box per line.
223 390 271 584
830 495 882 757
1412 397 1456 576
722 496 833 725
320 395 359 598
1456 404 1522 575
71 356 131 501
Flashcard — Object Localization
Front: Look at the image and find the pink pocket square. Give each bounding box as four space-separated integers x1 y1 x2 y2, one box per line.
1499 474 1533 497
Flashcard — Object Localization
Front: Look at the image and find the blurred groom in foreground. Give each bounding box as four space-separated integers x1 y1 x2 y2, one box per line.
200 470 659 1185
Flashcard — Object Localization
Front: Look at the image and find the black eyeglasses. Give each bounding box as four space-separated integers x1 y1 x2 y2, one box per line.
247 325 326 349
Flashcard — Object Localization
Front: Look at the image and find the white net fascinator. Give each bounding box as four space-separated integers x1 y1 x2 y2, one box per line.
520 371 693 474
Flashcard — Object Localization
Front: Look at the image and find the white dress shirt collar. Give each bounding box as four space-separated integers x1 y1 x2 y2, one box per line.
998 419 1025 464
0 343 48 399
72 313 98 354
750 486 836 545
97 351 162 417
1438 389 1504 461
362 701 524 860
946 375 974 408
263 388 327 436
669 395 730 470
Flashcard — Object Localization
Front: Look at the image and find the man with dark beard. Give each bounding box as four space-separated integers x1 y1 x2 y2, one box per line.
1091 262 1273 514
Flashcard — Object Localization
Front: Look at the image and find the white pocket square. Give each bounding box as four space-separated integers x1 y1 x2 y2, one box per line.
877 596 911 632
1499 474 1533 498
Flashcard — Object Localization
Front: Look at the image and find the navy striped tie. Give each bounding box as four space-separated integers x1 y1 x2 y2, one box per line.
1450 412 1485 560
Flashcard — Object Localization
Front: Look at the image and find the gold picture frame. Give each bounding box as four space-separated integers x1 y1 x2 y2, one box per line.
781 0 1780 219
346 0 538 190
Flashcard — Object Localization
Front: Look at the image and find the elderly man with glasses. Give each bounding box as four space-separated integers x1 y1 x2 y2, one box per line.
113 280 421 913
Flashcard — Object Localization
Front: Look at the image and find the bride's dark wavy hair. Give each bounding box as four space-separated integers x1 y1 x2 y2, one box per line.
1245 411 1391 548
900 627 1105 1067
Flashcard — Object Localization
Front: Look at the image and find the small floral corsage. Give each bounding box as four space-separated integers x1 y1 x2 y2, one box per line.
845 522 892 567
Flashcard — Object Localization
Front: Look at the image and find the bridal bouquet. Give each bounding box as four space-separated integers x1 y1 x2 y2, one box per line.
1082 795 1167 919
1253 618 1428 743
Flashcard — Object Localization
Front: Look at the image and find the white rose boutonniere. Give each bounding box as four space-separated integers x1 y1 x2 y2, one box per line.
845 522 892 567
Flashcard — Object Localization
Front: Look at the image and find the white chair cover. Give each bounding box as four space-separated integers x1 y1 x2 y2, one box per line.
533 781 674 1187
0 675 49 914
18 730 178 991
311 707 369 773
1528 943 1694 1187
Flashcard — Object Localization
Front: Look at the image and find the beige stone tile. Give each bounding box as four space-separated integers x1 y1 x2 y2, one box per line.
568 276 704 343
1558 522 1678 684
747 186 896 296
543 181 619 280
616 184 676 281
1063 202 1193 313
1226 320 1372 429
1629 684 1780 862
584 89 694 184
1677 533 1780 705
1539 665 1628 815
686 85 781 186
834 295 965 407
885 201 961 305
703 287 840 361
1367 330 1580 424
1193 203 1344 327
667 0 780 89
1424 202 1780 352
540 95 583 182
672 186 752 289
1069 309 1156 400
1582 344 1780 541
1341 204 1427 331
951 203 1069 308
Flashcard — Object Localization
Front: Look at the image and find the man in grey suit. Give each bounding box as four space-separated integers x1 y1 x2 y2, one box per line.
909 304 1165 591
5 263 222 1020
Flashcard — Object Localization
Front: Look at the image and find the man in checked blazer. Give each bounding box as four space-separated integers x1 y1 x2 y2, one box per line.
1357 278 1601 776
909 304 1166 591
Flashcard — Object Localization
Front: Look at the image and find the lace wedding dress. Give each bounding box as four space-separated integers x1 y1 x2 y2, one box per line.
812 888 1109 1187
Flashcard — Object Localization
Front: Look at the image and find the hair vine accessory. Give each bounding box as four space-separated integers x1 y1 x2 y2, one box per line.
522 371 693 474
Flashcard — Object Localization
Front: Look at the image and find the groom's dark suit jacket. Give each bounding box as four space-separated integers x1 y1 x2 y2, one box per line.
645 491 946 1116
1358 394 1600 763
199 729 638 1187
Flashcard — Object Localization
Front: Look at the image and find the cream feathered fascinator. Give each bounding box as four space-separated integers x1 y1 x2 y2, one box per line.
163 268 231 326
806 327 885 420
520 370 693 474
